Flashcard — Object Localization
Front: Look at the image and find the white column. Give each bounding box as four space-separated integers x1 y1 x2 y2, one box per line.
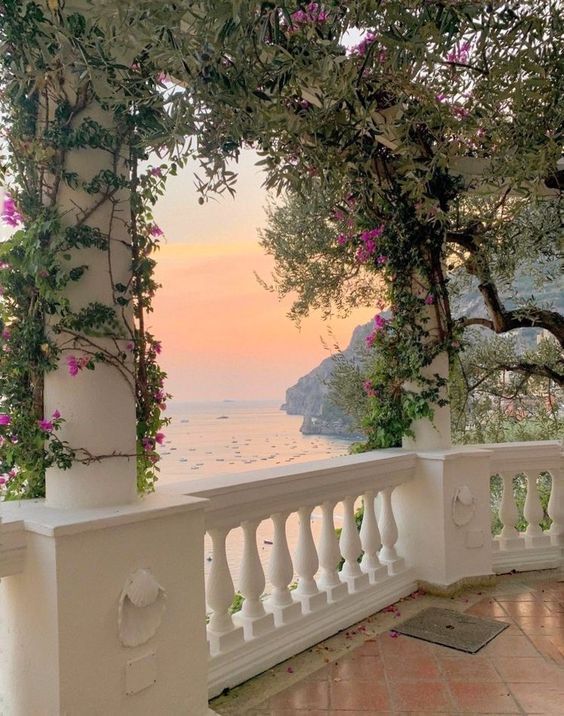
339 496 369 592
317 501 348 603
495 472 523 550
379 486 405 575
548 466 564 547
293 505 327 613
42 31 136 509
232 520 274 639
360 491 387 583
264 512 301 626
523 472 549 547
206 528 244 655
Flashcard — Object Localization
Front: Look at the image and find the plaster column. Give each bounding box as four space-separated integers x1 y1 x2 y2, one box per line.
393 448 494 592
42 15 137 509
402 272 452 451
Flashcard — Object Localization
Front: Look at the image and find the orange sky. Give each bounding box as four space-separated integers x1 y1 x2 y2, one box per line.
150 152 373 402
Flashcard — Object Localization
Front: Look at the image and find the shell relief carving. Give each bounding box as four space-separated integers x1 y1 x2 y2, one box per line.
118 568 167 648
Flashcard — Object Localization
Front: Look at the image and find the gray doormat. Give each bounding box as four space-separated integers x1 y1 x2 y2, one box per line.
395 607 509 654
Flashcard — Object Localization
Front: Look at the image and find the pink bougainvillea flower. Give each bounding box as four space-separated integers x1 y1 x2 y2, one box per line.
0 414 11 426
149 223 164 237
52 410 61 419
142 437 155 451
424 294 434 305
389 630 399 638
66 355 89 376
126 341 135 351
2 329 10 340
374 314 387 330
38 419 53 432
0 261 9 269
286 666 294 673
2 194 23 227
363 380 378 398
446 41 470 64
66 356 80 377
153 340 162 354
350 31 376 57
0 476 6 486
149 167 163 177
155 432 165 445
377 255 388 266
336 234 349 246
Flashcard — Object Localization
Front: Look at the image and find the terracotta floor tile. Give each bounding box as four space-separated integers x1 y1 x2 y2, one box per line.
449 681 520 713
529 635 564 663
465 599 510 618
491 655 563 684
438 655 502 682
492 590 538 601
329 679 390 711
514 615 564 636
384 656 441 682
508 681 564 715
267 711 330 716
482 633 540 657
496 600 552 618
330 654 385 681
305 665 331 682
389 681 454 712
377 634 434 660
545 601 564 613
354 639 380 655
268 680 329 710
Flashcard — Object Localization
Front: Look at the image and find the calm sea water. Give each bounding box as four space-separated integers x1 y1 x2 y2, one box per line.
159 400 353 587
158 399 350 484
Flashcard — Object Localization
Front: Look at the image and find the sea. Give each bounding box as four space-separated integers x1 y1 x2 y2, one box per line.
159 400 354 588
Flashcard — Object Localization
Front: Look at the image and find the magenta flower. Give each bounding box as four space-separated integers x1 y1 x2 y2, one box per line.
126 341 135 351
377 255 388 266
365 330 377 349
424 294 434 305
52 410 61 419
155 432 165 445
149 223 164 237
142 437 155 451
351 31 376 57
66 356 80 377
149 167 163 177
0 414 11 426
38 419 53 432
0 261 9 269
2 195 23 227
336 234 348 246
66 355 89 376
446 41 470 64
2 329 10 340
153 340 162 355
363 380 378 398
374 314 387 330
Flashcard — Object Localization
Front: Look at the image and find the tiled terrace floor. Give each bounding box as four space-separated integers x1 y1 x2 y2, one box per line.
211 571 564 715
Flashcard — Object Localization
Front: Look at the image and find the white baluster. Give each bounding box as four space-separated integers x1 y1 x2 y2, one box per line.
524 472 549 547
233 520 275 639
339 495 369 592
293 505 327 613
264 512 302 625
378 486 405 574
495 472 523 550
206 528 244 655
360 491 387 583
317 501 348 603
548 467 564 546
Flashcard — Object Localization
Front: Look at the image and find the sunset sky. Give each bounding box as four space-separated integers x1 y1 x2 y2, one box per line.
150 151 373 402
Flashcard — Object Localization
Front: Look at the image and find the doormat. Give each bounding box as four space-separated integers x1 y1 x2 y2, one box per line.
395 607 509 654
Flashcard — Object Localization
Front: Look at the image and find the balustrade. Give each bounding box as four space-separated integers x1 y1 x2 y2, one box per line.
293 505 328 612
486 441 563 573
379 486 405 574
265 512 302 625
